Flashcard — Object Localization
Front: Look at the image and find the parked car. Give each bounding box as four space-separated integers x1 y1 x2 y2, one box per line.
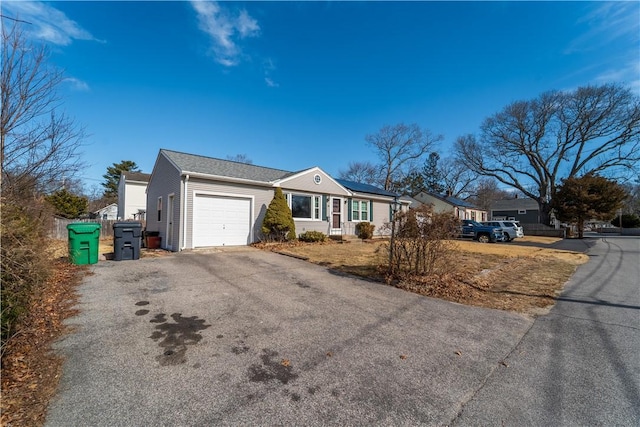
460 219 505 243
483 220 524 242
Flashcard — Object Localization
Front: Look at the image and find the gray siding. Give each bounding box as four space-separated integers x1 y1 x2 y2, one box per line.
185 178 274 248
295 220 333 236
279 169 350 195
342 199 393 236
146 154 182 251
491 209 540 224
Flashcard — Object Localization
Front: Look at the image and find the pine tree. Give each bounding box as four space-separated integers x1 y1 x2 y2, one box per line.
45 188 88 219
552 174 627 238
261 187 296 241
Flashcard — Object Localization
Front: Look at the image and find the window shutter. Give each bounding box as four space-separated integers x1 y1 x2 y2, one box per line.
369 200 373 222
389 203 393 221
347 198 352 221
322 195 328 221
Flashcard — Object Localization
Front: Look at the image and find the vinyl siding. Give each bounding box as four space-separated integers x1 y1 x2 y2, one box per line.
491 209 539 224
279 169 350 196
123 182 147 219
342 199 393 236
146 153 182 251
185 178 274 248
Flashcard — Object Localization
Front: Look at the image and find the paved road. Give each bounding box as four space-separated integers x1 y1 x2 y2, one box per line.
454 235 640 426
46 249 532 426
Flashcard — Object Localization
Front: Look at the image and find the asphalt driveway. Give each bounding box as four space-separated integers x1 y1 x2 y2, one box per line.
46 248 532 426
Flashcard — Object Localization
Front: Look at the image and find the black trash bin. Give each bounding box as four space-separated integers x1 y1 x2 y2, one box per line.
113 222 142 261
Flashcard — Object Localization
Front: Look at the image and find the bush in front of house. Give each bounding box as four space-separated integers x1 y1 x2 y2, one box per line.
298 231 326 242
261 187 296 242
355 222 375 239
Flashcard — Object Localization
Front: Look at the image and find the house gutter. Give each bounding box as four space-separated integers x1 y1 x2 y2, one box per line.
181 174 189 251
181 171 274 187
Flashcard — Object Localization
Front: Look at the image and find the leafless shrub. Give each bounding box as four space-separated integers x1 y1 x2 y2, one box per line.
383 205 459 279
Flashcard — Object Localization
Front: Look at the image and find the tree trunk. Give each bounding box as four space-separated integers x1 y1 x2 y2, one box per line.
577 218 585 239
538 200 553 226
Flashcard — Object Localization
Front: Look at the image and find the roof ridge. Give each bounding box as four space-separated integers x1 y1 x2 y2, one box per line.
160 148 292 174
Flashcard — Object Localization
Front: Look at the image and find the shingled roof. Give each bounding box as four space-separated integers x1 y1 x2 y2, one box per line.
161 149 293 183
414 191 479 209
122 172 151 183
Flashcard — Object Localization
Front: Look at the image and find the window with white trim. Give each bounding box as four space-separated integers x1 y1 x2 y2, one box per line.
314 196 320 220
351 200 369 221
288 193 321 220
518 209 527 214
157 197 162 222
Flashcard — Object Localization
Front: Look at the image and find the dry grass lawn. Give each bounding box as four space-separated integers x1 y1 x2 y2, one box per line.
263 236 589 317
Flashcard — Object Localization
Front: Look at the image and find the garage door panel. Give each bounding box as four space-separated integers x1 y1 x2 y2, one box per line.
193 195 251 247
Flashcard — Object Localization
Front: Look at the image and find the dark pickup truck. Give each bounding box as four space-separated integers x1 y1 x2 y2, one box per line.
460 219 504 243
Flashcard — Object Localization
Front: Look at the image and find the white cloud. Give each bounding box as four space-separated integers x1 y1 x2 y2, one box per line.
262 58 279 88
190 1 260 67
237 10 260 38
265 77 279 88
1 1 101 45
594 60 640 96
565 2 640 54
64 77 90 92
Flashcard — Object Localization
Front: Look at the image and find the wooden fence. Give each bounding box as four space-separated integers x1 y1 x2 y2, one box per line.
49 217 146 240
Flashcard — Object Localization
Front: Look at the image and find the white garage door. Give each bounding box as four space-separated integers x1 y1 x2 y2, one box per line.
193 194 251 247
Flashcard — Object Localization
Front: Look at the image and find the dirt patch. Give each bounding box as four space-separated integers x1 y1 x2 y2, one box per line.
263 238 589 316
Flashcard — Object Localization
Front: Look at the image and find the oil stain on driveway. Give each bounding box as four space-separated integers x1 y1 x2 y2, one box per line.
47 249 532 426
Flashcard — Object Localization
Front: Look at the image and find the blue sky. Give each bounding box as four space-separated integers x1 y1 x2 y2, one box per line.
3 1 639 194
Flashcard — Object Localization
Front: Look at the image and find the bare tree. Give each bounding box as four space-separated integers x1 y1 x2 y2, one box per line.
226 154 253 164
1 23 85 198
456 84 640 225
467 177 512 212
338 161 382 186
1 21 86 347
366 123 443 191
438 156 477 198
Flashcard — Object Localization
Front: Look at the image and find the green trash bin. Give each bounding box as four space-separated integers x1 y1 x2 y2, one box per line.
67 223 101 265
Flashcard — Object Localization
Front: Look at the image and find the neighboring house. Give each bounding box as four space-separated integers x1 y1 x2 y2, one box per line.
117 172 150 220
146 149 402 251
412 191 488 222
94 203 118 220
490 198 540 224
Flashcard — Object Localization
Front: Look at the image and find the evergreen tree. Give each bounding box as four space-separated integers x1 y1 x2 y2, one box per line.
102 160 140 201
261 187 296 241
552 174 627 238
46 188 88 218
422 152 444 194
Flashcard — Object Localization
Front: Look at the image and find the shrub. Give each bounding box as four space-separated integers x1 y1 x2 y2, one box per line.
610 214 640 228
1 199 52 349
261 187 296 241
355 222 375 239
384 205 459 278
298 231 326 242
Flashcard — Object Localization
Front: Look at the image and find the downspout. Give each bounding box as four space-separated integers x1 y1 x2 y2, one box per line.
181 174 189 250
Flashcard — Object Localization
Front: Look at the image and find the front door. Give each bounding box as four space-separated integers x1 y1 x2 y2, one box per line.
166 194 174 250
331 198 342 232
